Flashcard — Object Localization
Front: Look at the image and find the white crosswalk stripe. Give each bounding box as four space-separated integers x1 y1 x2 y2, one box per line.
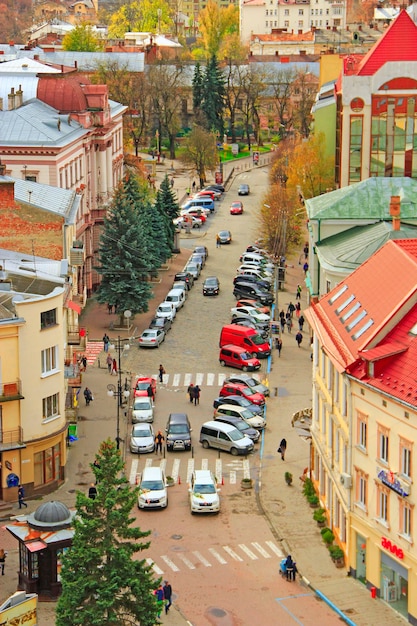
223 546 243 561
186 458 194 484
146 558 163 575
160 555 180 572
129 459 138 485
193 551 212 567
178 554 196 570
208 548 227 565
154 372 258 388
252 542 271 558
265 541 285 558
239 544 258 560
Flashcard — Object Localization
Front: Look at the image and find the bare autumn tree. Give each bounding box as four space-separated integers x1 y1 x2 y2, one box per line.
180 126 218 189
238 65 267 149
261 185 303 258
265 67 296 139
291 70 319 138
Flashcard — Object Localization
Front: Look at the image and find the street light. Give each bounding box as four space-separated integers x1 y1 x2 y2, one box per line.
107 336 130 450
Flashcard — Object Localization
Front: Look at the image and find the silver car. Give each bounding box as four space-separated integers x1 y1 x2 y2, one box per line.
138 328 165 348
130 423 155 454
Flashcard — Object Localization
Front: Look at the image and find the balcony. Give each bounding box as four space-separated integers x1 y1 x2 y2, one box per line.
0 379 23 402
0 426 25 451
64 362 82 386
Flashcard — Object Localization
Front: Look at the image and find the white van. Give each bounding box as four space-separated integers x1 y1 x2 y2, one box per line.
138 466 168 509
165 288 185 310
156 301 176 321
199 420 254 456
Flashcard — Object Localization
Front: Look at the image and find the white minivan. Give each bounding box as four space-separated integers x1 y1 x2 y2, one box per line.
199 420 254 456
165 288 185 310
156 301 176 321
138 466 168 509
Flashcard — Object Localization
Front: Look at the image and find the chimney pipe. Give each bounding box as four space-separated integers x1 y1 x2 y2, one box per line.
8 87 15 111
390 195 401 231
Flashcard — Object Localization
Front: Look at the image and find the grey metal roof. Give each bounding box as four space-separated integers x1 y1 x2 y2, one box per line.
2 176 80 223
0 74 39 105
0 100 88 146
40 51 145 72
316 221 417 271
306 177 417 221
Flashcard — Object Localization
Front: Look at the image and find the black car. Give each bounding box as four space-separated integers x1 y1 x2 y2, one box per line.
165 413 192 451
217 230 232 244
212 395 263 415
203 276 220 296
214 415 260 443
238 184 250 196
206 183 225 193
233 274 272 292
174 271 194 289
149 316 172 333
232 317 269 338
233 281 274 306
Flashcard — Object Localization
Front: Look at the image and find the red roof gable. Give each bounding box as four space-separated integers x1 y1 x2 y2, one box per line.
357 10 417 76
305 240 417 371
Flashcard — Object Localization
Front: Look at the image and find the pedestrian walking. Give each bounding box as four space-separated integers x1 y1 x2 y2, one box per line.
163 580 173 614
295 302 301 317
186 187 190 196
193 384 200 405
285 555 296 581
107 303 113 315
106 353 113 373
88 483 97 500
296 284 302 300
155 585 164 618
287 302 295 318
111 358 117 375
303 261 309 274
187 383 194 403
147 384 155 403
286 312 292 333
298 314 305 331
295 331 303 348
216 234 221 248
192 180 196 193
170 177 174 188
279 309 285 332
18 484 28 508
275 337 282 357
79 355 87 371
103 333 110 352
303 243 309 259
278 438 287 460
155 430 164 454
0 549 7 575
84 387 93 405
158 364 165 383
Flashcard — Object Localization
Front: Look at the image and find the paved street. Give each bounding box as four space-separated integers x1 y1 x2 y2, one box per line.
0 157 402 625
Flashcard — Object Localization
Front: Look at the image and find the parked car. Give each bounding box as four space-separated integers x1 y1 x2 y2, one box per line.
219 345 261 371
212 394 263 415
180 208 208 222
131 397 154 423
173 215 202 229
203 276 220 296
138 328 165 348
194 245 208 260
165 289 186 310
138 466 168 509
149 316 172 333
181 197 215 213
203 186 223 198
165 413 192 451
219 324 271 358
231 305 271 325
207 183 225 193
193 190 216 202
214 414 260 443
130 423 155 454
171 282 188 298
214 404 266 430
189 470 220 514
233 282 274 306
238 269 273 284
238 184 250 196
225 374 270 397
217 230 232 244
237 263 274 277
232 317 269 339
230 201 243 215
236 299 271 315
219 382 265 406
199 420 254 455
174 271 194 289
134 377 157 399
191 253 205 268
156 302 176 321
233 274 272 292
184 262 201 279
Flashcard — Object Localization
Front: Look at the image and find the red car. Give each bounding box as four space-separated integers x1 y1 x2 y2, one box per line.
236 299 271 315
230 201 244 215
134 377 157 399
194 190 215 201
219 382 265 406
181 209 207 223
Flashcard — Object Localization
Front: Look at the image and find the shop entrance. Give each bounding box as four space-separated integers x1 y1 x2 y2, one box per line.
381 553 408 619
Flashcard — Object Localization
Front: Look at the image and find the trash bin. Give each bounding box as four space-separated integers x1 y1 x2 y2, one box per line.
371 586 377 599
68 423 78 439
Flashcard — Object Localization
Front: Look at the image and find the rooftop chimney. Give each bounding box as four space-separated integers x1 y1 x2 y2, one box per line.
8 87 15 111
390 195 401 231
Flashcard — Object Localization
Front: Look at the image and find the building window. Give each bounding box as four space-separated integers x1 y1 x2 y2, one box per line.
41 346 58 375
298 20 303 27
42 393 59 421
284 8 289 15
357 412 368 451
341 381 347 417
25 175 37 183
349 116 363 183
299 8 303 14
284 20 289 27
377 486 389 525
34 443 61 486
41 308 57 329
399 501 413 539
334 370 339 403
355 469 367 511
377 425 389 464
400 439 412 478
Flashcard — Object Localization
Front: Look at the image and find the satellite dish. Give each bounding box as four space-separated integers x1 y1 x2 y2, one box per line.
124 310 132 318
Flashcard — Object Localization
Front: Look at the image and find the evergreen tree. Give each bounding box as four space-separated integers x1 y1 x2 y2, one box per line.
56 439 160 626
96 175 153 317
192 62 204 113
154 175 179 251
201 56 225 136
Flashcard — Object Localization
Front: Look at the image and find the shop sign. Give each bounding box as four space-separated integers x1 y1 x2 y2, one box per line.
381 537 404 559
377 468 409 497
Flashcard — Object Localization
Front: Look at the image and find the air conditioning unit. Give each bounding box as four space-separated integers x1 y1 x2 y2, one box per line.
70 242 85 266
340 473 352 489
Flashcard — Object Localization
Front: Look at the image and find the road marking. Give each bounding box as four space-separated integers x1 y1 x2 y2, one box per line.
145 458 153 468
171 458 180 482
239 544 258 560
223 546 243 561
230 471 236 484
184 373 192 386
160 458 167 474
208 548 227 565
178 554 196 570
242 458 251 480
207 373 215 386
266 541 285 558
160 555 179 572
146 558 163 575
172 373 181 387
215 458 222 484
218 373 226 386
251 542 271 558
129 459 138 484
187 458 194 484
195 372 204 386
193 551 212 567
201 458 208 470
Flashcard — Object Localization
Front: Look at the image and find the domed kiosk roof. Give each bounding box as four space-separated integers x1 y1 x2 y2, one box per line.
27 500 76 530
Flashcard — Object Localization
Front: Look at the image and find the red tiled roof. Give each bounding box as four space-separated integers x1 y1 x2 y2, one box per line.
357 10 417 76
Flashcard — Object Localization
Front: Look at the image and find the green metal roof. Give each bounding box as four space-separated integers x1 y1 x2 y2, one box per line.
306 177 417 220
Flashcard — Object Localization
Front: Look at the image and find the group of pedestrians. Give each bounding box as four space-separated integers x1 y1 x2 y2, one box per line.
187 383 201 405
154 580 173 616
106 354 118 375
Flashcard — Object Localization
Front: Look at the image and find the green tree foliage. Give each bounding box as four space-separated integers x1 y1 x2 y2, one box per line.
154 175 179 251
180 126 218 189
286 133 335 198
108 0 171 38
56 439 159 626
201 56 226 136
62 24 103 51
198 0 238 58
192 62 205 125
261 185 302 258
96 175 154 317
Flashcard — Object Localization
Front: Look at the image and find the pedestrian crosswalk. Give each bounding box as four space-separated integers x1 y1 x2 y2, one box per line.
134 372 269 389
129 457 251 486
146 539 285 575
85 341 104 364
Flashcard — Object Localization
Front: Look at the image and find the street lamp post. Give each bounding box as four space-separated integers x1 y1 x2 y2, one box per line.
107 336 130 450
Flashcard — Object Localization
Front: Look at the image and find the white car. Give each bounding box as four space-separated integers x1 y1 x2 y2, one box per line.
239 269 273 284
130 423 155 453
237 264 274 277
131 397 154 423
231 306 271 325
138 328 165 348
214 404 266 429
156 301 176 321
181 206 210 218
189 470 220 514
173 216 202 229
184 263 200 279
